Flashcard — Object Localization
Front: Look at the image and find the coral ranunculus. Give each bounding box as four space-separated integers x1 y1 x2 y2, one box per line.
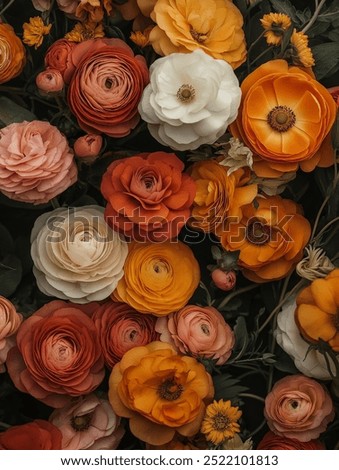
112 241 200 316
6 300 105 408
148 0 246 69
230 60 337 177
0 23 26 84
67 38 149 137
295 269 339 352
0 296 22 373
0 420 62 450
101 152 196 241
257 431 325 450
264 375 335 442
44 38 76 81
108 341 214 446
218 195 311 282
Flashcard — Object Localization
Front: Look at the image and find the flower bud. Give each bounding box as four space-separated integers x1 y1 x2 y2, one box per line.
212 269 236 291
36 68 64 95
73 134 103 163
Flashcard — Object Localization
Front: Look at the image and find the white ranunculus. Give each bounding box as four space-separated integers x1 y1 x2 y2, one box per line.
31 206 128 303
138 49 241 151
275 298 337 380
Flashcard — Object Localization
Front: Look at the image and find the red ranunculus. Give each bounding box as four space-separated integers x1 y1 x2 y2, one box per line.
257 431 325 450
0 420 62 449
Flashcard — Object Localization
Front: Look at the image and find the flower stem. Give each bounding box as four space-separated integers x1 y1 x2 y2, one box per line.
218 283 259 310
302 0 327 33
0 0 16 16
239 393 265 403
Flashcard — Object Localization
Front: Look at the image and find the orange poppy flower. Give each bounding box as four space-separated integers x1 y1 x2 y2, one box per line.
230 60 337 178
218 195 311 282
295 269 339 351
108 341 214 446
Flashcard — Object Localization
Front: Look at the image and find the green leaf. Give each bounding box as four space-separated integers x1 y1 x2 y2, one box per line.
0 254 23 297
274 346 299 374
0 223 14 256
213 374 248 401
312 42 339 80
269 0 310 27
0 97 36 128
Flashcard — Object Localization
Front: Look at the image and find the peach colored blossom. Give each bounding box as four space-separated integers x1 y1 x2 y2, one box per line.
49 394 124 449
56 0 79 16
36 68 64 94
0 296 22 373
0 120 77 204
74 134 102 159
211 269 236 291
32 0 52 11
156 305 235 365
6 300 104 408
264 375 335 442
44 39 76 82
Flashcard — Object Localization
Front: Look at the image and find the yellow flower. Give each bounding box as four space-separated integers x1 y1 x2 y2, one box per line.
64 22 105 42
201 399 242 445
289 29 315 68
130 26 153 48
260 13 291 46
23 16 51 49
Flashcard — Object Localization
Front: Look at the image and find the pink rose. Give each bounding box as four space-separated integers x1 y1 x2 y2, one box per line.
264 375 335 442
211 269 236 291
49 394 124 450
6 300 104 408
156 305 235 365
36 68 64 95
0 120 77 204
92 301 159 368
0 296 22 373
74 134 103 161
44 39 76 82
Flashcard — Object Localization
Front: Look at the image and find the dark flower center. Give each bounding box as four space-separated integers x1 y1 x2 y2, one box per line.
246 221 271 245
177 84 196 103
71 413 93 431
190 27 208 43
213 413 231 431
158 378 184 401
267 105 296 132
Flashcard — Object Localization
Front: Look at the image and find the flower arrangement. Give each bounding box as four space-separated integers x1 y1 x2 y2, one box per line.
0 0 338 451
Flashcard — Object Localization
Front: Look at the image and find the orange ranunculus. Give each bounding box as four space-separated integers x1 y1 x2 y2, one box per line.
112 241 200 316
101 152 196 242
218 195 311 283
188 160 257 233
0 420 62 450
148 0 246 69
230 60 337 177
295 269 339 351
108 341 214 446
0 24 26 84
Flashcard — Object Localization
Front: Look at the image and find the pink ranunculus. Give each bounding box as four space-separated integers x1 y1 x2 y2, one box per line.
6 300 104 408
49 394 124 450
92 301 159 368
0 296 22 373
264 375 335 442
211 269 236 291
44 39 76 82
74 134 103 160
156 305 235 365
0 120 77 204
36 68 64 95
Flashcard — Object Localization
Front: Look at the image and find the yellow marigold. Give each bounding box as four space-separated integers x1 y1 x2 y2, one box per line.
76 0 105 23
260 13 292 46
23 16 51 49
64 21 105 42
148 0 247 69
201 399 242 445
130 26 153 47
289 29 315 68
0 24 26 84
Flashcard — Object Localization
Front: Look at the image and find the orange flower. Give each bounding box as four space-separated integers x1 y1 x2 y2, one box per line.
260 13 292 46
230 60 337 177
148 0 247 69
76 0 105 23
23 16 51 49
218 195 311 283
189 160 257 233
0 24 26 84
64 21 105 42
295 269 339 351
108 341 214 445
289 29 315 68
112 241 200 316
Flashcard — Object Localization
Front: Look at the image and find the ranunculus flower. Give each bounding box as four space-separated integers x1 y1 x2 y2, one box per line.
139 50 241 151
6 300 105 408
49 394 124 450
101 152 196 241
230 60 337 178
218 195 311 283
74 134 103 160
36 68 64 94
113 240 200 316
0 120 77 204
257 431 325 450
44 39 76 82
0 23 26 84
68 38 149 137
148 0 246 69
156 305 235 365
211 269 236 291
264 375 335 442
295 269 339 351
109 341 214 446
31 206 128 303
188 160 257 233
0 420 62 450
276 297 338 380
0 296 22 373
92 301 159 368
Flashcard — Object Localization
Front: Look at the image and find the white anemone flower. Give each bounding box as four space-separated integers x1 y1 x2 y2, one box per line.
138 49 241 151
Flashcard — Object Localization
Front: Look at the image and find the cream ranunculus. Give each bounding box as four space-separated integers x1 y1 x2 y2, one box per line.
138 49 241 151
275 298 337 380
31 206 128 303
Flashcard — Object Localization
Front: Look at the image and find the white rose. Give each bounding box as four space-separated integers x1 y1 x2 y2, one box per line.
31 206 128 303
138 49 241 151
275 298 337 380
